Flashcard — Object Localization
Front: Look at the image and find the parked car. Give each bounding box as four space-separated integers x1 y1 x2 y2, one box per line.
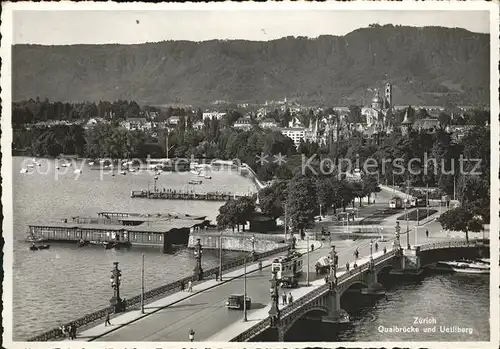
226 294 251 310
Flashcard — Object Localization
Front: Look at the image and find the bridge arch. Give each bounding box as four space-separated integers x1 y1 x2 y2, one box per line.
340 280 369 297
281 305 329 337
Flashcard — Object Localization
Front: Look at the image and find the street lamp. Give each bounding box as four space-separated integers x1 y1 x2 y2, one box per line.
329 245 338 289
251 234 256 261
193 238 203 281
219 230 223 281
306 232 310 286
269 269 280 326
369 240 373 261
109 261 124 313
243 255 248 322
395 221 401 249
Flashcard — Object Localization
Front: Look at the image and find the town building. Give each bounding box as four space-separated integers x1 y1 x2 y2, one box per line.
233 117 252 131
259 118 279 129
168 116 181 125
203 111 227 120
121 117 148 131
361 82 393 131
280 127 306 148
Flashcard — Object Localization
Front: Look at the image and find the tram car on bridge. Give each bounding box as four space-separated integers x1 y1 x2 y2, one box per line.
271 251 303 288
389 197 403 209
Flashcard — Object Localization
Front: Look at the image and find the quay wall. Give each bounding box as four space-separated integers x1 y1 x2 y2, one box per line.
188 231 283 252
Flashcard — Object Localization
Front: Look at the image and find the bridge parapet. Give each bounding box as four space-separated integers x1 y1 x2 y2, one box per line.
231 250 398 342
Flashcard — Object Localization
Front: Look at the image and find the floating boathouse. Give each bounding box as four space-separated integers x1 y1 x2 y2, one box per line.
27 211 209 252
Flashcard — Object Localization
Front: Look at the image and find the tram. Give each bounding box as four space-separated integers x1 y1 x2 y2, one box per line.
271 250 303 288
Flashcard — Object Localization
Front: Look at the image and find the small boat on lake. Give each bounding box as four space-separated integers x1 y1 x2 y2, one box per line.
26 236 44 243
29 243 50 251
77 239 89 247
432 259 490 274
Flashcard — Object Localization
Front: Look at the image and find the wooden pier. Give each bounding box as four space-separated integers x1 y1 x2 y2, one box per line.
130 189 249 201
27 212 209 252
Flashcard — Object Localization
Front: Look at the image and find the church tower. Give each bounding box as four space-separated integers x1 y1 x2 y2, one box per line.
384 82 392 109
400 108 412 136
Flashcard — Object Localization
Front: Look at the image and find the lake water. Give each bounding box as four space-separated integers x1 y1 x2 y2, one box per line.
12 157 255 340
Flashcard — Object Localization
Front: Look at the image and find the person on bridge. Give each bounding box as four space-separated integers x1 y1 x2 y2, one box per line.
180 280 185 291
258 260 262 271
346 262 350 271
383 246 387 254
353 262 358 268
282 292 287 305
375 242 379 252
288 293 294 304
189 329 195 342
354 248 359 259
426 229 429 238
104 312 112 327
215 270 220 281
188 280 193 292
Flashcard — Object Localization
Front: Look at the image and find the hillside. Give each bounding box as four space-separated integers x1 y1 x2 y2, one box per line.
12 25 490 106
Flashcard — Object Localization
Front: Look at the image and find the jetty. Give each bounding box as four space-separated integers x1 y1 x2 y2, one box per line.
130 189 250 201
27 212 209 252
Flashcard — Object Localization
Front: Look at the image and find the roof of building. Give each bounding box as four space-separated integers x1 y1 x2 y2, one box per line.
413 118 440 129
29 219 205 233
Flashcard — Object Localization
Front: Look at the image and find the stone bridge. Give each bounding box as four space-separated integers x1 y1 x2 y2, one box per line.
230 239 489 342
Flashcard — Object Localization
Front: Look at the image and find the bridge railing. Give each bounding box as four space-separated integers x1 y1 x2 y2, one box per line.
27 245 290 342
419 239 488 252
230 250 397 342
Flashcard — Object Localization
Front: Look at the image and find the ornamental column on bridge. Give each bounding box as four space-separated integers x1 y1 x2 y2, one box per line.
391 246 423 276
321 246 350 324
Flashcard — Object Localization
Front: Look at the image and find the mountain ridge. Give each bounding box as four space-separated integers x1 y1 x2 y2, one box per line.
12 25 490 106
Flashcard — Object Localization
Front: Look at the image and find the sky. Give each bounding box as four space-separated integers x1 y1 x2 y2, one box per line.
11 6 491 45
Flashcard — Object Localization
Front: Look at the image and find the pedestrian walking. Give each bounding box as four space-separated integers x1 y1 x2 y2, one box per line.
180 280 185 291
288 293 294 304
375 242 379 252
187 280 193 292
282 292 287 305
383 246 387 254
105 312 111 326
215 270 219 281
67 324 72 340
346 262 350 271
258 261 262 271
311 244 314 252
189 329 195 342
426 229 429 238
315 264 320 275
354 248 359 259
73 324 78 339
353 262 358 268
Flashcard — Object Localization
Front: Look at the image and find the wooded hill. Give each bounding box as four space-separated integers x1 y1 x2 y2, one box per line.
13 25 489 106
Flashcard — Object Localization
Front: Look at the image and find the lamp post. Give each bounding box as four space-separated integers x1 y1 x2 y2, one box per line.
395 221 401 249
243 255 248 322
405 179 410 249
141 254 145 314
193 238 203 281
109 261 124 313
306 232 310 286
284 202 288 243
329 245 338 289
369 240 373 261
251 234 256 261
219 231 223 281
269 269 280 326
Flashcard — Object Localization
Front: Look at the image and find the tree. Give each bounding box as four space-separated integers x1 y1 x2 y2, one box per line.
438 207 483 243
258 181 288 218
286 175 317 236
438 112 451 128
